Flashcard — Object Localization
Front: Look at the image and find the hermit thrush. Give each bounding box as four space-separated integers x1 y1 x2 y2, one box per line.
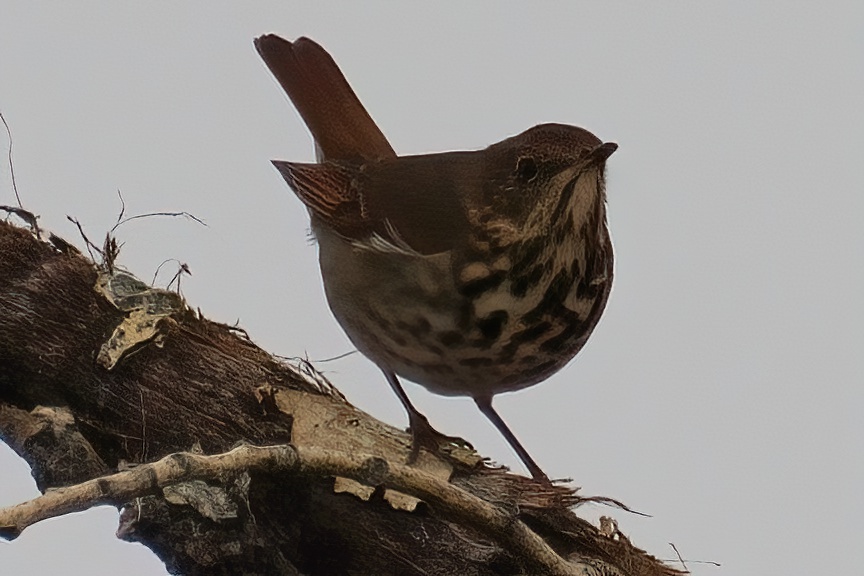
255 35 616 481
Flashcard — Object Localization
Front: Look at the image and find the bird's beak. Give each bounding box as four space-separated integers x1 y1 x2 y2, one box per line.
588 142 618 164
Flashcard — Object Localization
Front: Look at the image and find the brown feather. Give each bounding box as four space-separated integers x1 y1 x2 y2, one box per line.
358 152 480 254
274 152 482 255
254 35 395 161
272 161 373 240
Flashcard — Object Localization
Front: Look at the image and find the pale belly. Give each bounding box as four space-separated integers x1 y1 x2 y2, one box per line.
313 224 607 398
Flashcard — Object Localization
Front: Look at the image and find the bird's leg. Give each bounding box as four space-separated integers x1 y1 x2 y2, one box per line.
382 370 468 463
474 395 550 483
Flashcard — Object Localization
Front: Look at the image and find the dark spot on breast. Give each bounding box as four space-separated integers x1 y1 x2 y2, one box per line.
574 279 590 299
509 236 546 280
569 256 582 279
552 224 567 244
539 322 585 354
510 321 553 345
459 269 505 298
576 217 591 238
523 359 560 379
539 271 611 355
575 250 609 300
438 330 464 347
510 261 549 297
549 176 578 225
523 268 575 323
476 310 508 341
500 360 559 386
548 268 574 299
510 276 530 298
553 213 577 245
486 243 508 256
496 339 520 363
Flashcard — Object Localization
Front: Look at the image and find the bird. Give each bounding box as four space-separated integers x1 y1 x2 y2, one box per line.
255 34 616 482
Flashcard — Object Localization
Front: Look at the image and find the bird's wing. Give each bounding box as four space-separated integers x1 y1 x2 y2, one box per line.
274 152 480 255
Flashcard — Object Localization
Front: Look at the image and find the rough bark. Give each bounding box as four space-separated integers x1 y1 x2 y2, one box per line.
0 218 679 576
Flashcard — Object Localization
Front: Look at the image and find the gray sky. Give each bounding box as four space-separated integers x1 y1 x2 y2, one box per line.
1 3 862 575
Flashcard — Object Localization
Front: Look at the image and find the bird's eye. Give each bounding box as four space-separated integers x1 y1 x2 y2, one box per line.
515 157 538 183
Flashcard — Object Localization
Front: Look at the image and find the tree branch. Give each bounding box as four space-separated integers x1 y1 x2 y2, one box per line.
0 219 680 575
0 444 594 576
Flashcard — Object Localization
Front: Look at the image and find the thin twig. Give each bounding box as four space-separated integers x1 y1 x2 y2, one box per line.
166 262 191 293
152 259 192 293
670 542 688 572
115 189 127 223
315 349 358 363
66 215 102 262
0 111 22 208
111 210 207 234
666 542 720 569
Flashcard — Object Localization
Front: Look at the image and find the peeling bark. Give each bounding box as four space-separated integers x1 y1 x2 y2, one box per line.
0 219 679 576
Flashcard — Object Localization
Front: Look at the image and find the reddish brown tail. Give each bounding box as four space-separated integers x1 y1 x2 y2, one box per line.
254 35 395 161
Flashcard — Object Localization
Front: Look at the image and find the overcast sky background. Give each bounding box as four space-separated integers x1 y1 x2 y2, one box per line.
1 3 862 575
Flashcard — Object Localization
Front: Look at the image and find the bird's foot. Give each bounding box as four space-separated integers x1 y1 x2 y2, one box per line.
406 411 472 464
